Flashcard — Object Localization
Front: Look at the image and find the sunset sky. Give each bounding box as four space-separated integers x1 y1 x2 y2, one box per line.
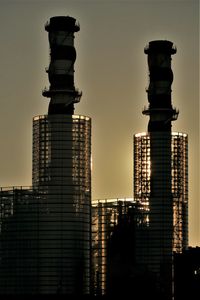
0 0 199 245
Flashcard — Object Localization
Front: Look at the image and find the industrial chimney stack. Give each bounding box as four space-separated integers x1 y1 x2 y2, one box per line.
33 16 92 294
134 40 188 300
43 16 82 114
143 40 179 131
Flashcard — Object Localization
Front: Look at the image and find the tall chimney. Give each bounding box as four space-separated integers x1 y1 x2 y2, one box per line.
42 16 82 114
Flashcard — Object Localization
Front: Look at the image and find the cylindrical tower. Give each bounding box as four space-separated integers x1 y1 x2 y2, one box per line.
32 16 92 295
133 41 188 300
144 41 177 300
32 114 91 294
42 16 82 114
144 40 176 299
143 40 179 131
134 132 188 253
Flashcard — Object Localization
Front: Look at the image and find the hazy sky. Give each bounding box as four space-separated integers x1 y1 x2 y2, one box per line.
0 0 199 246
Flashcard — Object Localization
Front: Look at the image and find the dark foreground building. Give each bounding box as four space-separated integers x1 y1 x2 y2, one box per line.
0 16 91 295
91 198 149 297
174 247 200 300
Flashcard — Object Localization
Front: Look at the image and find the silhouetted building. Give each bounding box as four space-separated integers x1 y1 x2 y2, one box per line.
91 198 149 296
174 247 200 300
91 41 189 300
0 20 191 299
0 187 41 293
133 41 188 299
0 16 91 295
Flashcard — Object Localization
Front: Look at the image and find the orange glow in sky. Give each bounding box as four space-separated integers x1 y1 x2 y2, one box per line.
0 0 198 246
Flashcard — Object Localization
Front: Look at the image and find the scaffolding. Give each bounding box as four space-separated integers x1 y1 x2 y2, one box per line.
91 198 148 296
134 132 188 253
32 114 92 294
33 114 91 190
171 132 188 252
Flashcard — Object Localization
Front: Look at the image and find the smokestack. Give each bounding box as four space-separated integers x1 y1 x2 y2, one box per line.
42 16 82 114
133 39 188 300
136 40 180 299
33 16 92 294
143 40 179 132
